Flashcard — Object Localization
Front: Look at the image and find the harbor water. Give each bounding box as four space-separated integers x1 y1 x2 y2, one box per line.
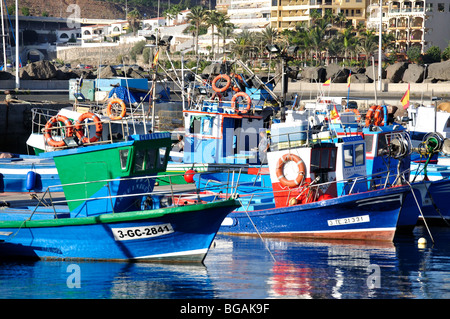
0 225 449 300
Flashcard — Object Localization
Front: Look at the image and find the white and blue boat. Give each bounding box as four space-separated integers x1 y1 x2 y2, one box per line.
0 132 239 262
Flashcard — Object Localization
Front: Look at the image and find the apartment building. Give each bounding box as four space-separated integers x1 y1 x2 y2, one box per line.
367 0 450 53
269 0 368 30
227 0 272 31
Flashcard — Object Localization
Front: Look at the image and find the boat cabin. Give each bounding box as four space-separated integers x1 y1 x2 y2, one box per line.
52 133 172 218
183 102 265 165
267 121 369 208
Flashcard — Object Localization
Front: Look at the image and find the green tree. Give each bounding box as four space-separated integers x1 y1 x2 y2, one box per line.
206 10 223 59
127 9 141 36
357 30 378 66
442 43 450 61
406 46 421 63
424 45 441 63
186 6 208 55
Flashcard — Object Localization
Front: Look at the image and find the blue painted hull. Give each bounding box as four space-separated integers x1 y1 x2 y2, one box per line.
0 201 238 262
219 187 411 241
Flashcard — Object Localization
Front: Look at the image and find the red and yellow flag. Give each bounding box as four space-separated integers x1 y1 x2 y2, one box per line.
347 71 352 88
330 104 341 123
401 83 410 110
152 49 160 67
323 78 331 86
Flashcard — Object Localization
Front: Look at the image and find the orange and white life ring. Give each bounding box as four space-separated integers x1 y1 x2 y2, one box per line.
75 112 103 144
373 105 385 126
43 115 74 148
275 153 306 188
106 98 127 120
211 74 231 93
365 105 378 126
231 92 252 114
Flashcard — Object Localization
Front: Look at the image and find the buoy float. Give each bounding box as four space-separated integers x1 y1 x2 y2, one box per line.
184 169 196 183
418 237 427 248
26 171 36 191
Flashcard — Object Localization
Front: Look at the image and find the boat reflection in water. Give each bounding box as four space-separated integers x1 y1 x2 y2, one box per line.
0 230 448 299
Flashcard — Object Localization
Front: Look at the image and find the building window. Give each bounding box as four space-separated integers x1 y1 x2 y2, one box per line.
438 3 444 12
426 3 433 12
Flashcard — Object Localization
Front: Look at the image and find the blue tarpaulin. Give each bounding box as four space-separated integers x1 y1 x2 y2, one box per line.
108 86 150 103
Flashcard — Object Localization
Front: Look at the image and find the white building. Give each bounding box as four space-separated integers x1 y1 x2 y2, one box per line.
367 0 450 53
227 0 271 31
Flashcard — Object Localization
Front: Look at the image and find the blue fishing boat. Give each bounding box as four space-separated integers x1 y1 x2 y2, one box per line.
0 132 239 262
214 130 415 241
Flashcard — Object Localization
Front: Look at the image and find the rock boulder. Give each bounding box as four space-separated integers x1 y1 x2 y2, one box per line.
20 60 57 80
427 60 450 81
402 63 424 83
385 62 408 83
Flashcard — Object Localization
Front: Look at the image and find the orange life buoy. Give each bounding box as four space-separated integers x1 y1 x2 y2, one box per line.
106 98 127 120
231 73 244 92
231 92 252 114
43 115 74 148
211 74 231 93
275 153 306 188
373 105 385 126
75 112 103 144
365 105 378 126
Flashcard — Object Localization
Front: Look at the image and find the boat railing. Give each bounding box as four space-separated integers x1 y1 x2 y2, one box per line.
26 170 243 220
31 108 146 151
24 167 412 221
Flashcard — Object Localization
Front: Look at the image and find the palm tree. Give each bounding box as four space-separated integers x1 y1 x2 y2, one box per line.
341 26 356 64
217 25 235 55
206 10 222 59
357 30 378 66
127 9 141 36
186 6 208 55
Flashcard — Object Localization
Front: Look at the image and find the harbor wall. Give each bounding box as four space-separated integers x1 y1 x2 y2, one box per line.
273 81 450 97
1 79 449 97
0 102 71 154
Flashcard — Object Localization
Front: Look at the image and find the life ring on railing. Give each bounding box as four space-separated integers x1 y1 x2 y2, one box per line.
275 153 306 188
43 115 74 148
75 112 103 144
231 92 252 114
210 92 223 102
106 98 127 120
373 105 385 126
212 74 231 93
345 108 361 122
365 105 378 126
231 73 244 92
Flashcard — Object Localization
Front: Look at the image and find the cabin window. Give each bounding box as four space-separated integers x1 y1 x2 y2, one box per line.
201 116 214 135
189 116 202 134
157 147 167 168
377 134 389 156
135 149 146 172
119 149 129 170
344 145 354 167
355 143 365 166
364 134 374 157
146 148 157 170
311 147 337 172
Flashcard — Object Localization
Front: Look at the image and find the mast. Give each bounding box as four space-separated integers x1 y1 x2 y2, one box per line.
14 0 18 88
1 0 7 71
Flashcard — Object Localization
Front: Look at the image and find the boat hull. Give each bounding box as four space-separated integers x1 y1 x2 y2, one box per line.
0 200 238 263
219 187 410 241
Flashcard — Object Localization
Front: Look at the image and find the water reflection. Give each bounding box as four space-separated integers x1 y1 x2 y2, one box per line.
0 226 448 299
